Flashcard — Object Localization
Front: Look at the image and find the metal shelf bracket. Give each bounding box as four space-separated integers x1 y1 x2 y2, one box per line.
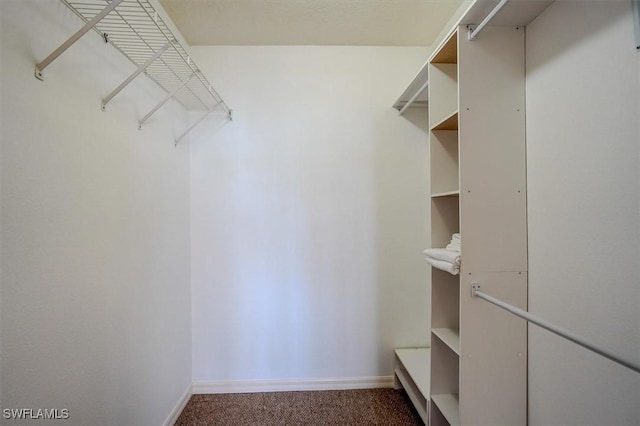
174 110 213 146
139 72 196 130
38 0 232 142
35 0 124 80
399 80 429 116
102 39 175 111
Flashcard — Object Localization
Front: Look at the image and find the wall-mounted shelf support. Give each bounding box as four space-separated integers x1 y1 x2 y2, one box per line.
139 72 195 130
468 0 509 40
35 0 124 80
37 0 232 142
102 39 174 111
175 110 213 146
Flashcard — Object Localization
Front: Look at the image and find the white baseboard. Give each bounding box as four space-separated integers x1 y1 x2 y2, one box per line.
192 376 394 394
163 384 192 426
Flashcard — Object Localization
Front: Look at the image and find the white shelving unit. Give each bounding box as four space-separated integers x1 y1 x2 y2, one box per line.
428 22 530 426
35 0 231 142
394 1 555 424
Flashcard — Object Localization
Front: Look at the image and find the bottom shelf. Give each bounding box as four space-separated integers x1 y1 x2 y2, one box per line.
431 394 460 426
394 348 430 424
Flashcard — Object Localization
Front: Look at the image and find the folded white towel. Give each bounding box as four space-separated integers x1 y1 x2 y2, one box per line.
424 248 461 265
444 233 461 252
425 257 460 275
445 241 461 251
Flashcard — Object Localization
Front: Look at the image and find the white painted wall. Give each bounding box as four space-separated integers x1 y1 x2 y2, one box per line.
526 2 640 425
189 46 430 384
1 1 192 425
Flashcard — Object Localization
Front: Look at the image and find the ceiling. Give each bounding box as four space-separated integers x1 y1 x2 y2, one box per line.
158 0 464 46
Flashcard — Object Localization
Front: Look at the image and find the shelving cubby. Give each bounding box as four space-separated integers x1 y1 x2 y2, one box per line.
430 130 459 197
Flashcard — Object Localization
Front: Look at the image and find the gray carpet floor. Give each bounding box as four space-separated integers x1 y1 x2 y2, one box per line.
175 388 423 425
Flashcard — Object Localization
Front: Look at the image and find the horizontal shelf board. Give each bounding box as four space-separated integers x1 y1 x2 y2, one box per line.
432 393 461 426
431 110 458 131
432 328 461 355
394 348 431 399
394 368 429 424
431 190 460 198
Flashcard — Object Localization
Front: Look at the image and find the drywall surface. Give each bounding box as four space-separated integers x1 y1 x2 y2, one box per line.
189 46 430 384
0 1 191 424
526 2 640 425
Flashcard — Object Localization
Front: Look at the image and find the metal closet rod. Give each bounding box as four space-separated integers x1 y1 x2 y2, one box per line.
471 283 640 375
399 80 429 116
468 0 510 40
35 0 232 143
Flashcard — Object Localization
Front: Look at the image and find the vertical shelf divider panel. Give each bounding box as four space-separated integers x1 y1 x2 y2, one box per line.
428 27 461 426
458 24 527 274
457 24 528 426
460 272 527 425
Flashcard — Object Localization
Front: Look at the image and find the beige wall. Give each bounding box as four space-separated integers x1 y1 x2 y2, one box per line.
188 45 431 387
0 1 192 424
526 2 640 425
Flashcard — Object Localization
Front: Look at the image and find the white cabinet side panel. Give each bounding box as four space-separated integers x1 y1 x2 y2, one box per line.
458 26 527 273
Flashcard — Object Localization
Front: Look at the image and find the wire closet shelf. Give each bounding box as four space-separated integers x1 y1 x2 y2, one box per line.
38 0 231 138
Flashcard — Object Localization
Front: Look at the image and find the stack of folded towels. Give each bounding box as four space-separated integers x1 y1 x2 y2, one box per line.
424 233 461 275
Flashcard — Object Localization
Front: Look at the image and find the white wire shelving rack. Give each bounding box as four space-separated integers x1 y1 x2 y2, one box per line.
35 0 232 144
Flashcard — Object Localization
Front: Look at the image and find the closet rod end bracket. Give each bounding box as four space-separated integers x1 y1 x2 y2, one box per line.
471 282 481 297
228 109 233 121
34 67 44 81
467 25 477 41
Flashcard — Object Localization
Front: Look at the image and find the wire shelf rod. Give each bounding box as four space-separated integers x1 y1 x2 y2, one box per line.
138 72 195 129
